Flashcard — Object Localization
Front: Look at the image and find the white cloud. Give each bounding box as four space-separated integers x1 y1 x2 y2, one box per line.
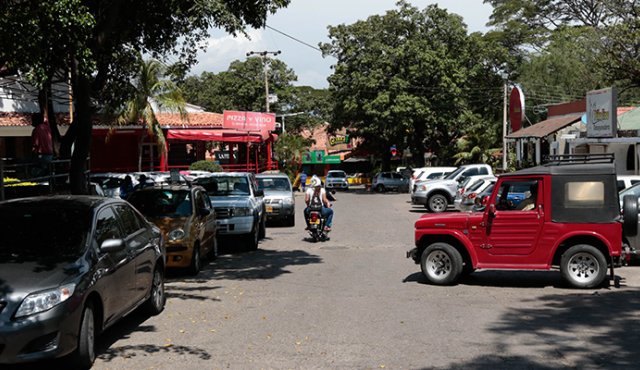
191 29 268 75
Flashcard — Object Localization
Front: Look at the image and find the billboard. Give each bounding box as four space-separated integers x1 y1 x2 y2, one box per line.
223 110 276 132
586 87 617 138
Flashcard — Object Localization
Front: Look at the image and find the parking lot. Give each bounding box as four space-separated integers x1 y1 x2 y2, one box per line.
12 189 640 369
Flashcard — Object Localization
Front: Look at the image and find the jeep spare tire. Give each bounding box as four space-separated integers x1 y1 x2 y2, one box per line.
622 195 639 237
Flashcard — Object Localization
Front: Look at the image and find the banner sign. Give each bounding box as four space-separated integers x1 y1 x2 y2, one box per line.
328 135 350 146
223 110 276 132
302 150 341 164
586 87 617 138
509 85 525 132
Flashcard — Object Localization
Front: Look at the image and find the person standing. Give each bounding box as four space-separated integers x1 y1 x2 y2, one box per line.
31 115 54 177
300 171 308 192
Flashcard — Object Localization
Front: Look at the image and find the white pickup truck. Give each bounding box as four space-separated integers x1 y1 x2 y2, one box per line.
411 164 494 212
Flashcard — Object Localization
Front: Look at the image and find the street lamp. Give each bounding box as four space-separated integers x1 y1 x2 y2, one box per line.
246 50 281 113
276 112 305 134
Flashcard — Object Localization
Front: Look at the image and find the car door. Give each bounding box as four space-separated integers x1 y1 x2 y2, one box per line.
114 203 156 304
195 189 215 252
479 179 543 260
93 205 136 321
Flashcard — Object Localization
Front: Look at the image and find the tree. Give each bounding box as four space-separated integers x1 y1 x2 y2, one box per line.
1 0 290 194
321 1 504 169
273 132 314 181
109 57 187 154
181 58 297 113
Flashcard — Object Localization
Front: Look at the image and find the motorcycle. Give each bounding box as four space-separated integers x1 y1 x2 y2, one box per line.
307 205 329 242
306 190 336 242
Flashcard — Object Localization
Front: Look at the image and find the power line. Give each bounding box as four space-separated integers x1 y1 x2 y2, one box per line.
265 25 335 58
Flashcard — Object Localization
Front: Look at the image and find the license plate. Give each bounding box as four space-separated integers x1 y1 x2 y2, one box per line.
310 219 320 225
266 206 273 213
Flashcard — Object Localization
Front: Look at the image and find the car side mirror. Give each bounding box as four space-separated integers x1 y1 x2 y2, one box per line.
488 204 496 217
198 208 211 217
255 189 264 197
100 238 125 253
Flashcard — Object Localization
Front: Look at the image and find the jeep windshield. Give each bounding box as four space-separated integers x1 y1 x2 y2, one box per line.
196 176 251 196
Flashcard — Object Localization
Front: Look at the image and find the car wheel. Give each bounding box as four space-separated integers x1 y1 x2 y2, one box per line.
188 245 201 276
561 244 607 288
246 224 259 251
143 266 166 316
207 237 219 260
427 194 448 213
420 243 463 285
375 184 385 193
71 303 96 369
286 214 295 227
258 213 266 240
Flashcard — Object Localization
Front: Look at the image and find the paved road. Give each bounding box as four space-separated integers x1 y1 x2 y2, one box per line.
77 190 640 369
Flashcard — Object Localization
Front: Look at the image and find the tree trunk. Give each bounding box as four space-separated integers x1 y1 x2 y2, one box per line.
69 72 92 195
380 142 391 171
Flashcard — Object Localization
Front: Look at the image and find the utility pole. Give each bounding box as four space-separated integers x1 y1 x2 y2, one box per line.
277 112 305 134
246 50 281 112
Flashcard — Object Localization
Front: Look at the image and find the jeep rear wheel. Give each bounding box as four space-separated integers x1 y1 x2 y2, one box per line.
420 243 463 285
427 194 448 213
561 244 607 289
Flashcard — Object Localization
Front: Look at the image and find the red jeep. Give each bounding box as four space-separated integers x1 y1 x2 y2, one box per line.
407 154 633 288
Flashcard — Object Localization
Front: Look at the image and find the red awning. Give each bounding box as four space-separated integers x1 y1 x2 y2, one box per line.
167 129 271 143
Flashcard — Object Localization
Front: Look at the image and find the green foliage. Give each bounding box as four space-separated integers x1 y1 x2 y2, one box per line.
274 133 314 180
189 160 223 173
321 1 505 168
180 58 297 113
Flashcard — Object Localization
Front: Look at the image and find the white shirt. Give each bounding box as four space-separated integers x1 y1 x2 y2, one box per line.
306 187 327 206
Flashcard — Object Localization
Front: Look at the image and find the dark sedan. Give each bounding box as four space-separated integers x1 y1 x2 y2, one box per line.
0 196 166 367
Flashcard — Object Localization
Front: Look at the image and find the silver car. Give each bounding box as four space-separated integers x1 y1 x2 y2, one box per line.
372 171 410 192
325 170 350 191
257 173 296 226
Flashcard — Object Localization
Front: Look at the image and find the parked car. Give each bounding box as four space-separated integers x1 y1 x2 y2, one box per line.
127 184 217 275
616 175 640 192
194 172 266 250
454 177 496 212
412 164 494 212
90 172 138 198
407 154 628 289
410 167 457 193
257 173 295 226
372 171 410 192
0 196 165 367
324 170 350 191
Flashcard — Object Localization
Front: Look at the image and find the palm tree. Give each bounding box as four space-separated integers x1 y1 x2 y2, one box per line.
112 56 187 154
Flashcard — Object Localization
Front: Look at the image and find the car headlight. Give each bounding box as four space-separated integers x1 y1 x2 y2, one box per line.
234 207 252 217
169 228 185 241
16 284 76 318
283 198 294 205
419 185 427 191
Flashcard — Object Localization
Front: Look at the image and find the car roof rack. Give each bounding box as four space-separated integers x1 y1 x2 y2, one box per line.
543 153 615 166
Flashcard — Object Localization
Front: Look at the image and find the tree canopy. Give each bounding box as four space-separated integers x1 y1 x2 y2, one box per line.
321 1 506 169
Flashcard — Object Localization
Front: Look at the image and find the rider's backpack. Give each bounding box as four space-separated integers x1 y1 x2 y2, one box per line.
310 190 323 210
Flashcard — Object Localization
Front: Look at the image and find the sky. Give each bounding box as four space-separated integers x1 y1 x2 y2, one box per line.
191 1 494 89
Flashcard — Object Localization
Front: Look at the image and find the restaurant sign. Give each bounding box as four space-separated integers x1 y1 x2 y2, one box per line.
328 135 350 146
586 87 617 138
223 110 276 132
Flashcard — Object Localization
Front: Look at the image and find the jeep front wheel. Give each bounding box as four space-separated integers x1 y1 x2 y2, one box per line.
561 244 607 289
420 243 463 285
427 194 448 213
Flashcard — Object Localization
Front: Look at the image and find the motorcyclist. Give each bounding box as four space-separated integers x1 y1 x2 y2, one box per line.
304 175 334 232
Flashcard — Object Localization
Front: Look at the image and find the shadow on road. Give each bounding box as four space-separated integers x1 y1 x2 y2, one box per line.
193 248 323 281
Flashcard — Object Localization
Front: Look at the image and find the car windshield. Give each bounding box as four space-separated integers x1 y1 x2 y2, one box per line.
128 190 192 218
620 182 640 199
328 172 346 178
257 177 291 191
444 167 464 180
0 204 91 263
467 179 487 192
195 176 250 196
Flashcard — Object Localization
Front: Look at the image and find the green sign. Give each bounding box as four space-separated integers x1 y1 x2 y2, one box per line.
302 151 341 164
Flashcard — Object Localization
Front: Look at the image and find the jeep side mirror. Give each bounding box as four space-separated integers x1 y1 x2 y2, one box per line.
255 189 264 197
198 208 211 217
488 204 496 217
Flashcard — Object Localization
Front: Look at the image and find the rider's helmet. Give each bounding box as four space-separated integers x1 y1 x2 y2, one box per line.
310 175 322 188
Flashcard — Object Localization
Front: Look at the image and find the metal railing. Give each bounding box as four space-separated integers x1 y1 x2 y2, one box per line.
0 157 91 201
